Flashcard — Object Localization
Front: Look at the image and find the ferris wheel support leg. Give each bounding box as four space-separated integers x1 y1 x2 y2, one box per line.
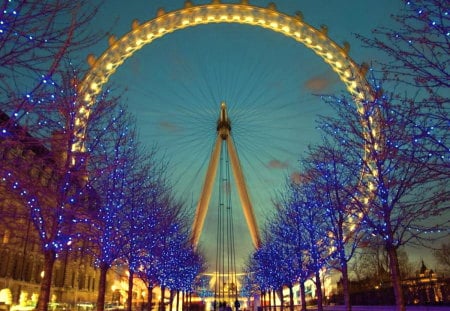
191 136 222 246
226 136 261 248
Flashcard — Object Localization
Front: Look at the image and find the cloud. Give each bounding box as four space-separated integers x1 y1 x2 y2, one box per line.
267 159 288 169
159 121 179 132
290 171 317 184
290 171 306 184
304 71 339 92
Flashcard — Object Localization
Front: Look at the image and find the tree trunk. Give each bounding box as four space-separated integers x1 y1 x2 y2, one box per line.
315 271 323 311
387 247 405 311
288 285 293 311
268 290 271 311
147 286 153 311
272 290 276 311
36 248 56 311
181 291 184 311
127 271 134 311
341 259 351 311
160 285 165 311
176 290 179 311
189 292 192 311
263 291 266 311
279 287 283 311
299 281 306 311
97 262 109 311
169 290 174 311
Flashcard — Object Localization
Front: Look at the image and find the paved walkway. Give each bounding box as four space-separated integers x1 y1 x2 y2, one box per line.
320 306 448 311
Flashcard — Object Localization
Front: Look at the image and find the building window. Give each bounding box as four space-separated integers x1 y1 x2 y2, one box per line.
2 229 10 244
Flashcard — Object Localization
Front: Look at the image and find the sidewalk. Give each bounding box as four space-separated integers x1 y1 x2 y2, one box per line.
321 306 448 311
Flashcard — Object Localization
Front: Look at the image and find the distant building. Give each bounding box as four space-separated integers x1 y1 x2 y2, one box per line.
332 260 449 305
402 260 448 304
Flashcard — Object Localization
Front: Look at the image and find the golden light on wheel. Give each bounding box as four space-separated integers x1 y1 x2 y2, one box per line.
74 0 375 247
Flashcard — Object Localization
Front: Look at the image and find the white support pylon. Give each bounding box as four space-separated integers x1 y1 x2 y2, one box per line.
191 102 261 248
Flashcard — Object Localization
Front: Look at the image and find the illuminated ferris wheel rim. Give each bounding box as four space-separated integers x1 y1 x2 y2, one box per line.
74 0 373 152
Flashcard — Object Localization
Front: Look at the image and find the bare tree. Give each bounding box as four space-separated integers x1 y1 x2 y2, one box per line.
433 242 450 272
350 243 413 285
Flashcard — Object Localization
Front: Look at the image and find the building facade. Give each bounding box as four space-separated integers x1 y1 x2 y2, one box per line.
0 110 106 310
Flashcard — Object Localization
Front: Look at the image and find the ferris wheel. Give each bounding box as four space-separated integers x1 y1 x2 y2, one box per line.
75 1 374 279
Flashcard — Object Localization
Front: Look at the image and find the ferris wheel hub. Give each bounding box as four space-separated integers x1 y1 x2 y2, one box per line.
217 101 231 140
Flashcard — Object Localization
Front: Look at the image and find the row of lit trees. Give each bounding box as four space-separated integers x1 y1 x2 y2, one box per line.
1 66 205 311
0 2 205 311
244 1 448 311
86 103 206 311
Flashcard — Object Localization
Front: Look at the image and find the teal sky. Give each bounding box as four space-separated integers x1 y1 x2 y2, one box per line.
88 0 438 272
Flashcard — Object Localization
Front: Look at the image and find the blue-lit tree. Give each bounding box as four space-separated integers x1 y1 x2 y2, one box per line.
268 200 311 311
169 238 205 311
238 268 256 306
1 2 111 309
249 243 274 309
247 229 288 311
242 256 263 308
0 0 102 117
122 167 151 311
300 142 364 311
194 274 214 303
315 2 449 309
87 104 139 311
260 236 287 310
154 207 205 311
358 0 448 171
137 251 160 311
264 213 303 311
320 81 449 310
283 178 332 311
115 144 174 311
134 200 169 311
0 63 119 311
130 185 204 307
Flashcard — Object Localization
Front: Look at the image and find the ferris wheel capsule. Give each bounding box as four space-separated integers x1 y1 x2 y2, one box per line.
267 2 277 11
156 8 165 17
342 41 351 55
320 25 328 36
86 54 96 68
131 19 140 30
108 35 117 47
